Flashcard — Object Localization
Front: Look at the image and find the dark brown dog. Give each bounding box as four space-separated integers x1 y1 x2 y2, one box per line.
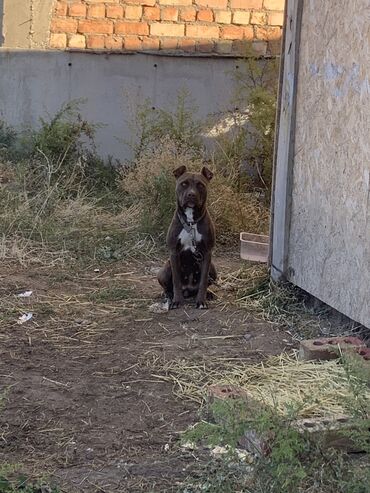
157 165 217 309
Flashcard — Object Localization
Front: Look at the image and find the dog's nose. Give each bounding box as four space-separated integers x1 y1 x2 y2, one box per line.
187 189 196 199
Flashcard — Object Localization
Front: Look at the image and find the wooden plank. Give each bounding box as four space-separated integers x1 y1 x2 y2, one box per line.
270 0 304 281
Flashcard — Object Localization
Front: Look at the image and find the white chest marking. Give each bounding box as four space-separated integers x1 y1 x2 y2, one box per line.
178 208 202 253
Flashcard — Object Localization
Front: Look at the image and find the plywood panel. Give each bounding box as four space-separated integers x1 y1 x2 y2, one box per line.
287 0 370 327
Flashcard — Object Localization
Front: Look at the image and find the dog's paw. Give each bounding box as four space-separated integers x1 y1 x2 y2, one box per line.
196 301 208 310
170 298 184 310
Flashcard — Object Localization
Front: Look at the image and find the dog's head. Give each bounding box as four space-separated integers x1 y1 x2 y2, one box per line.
173 166 213 210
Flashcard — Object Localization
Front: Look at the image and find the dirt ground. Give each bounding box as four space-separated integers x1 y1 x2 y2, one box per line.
0 254 297 492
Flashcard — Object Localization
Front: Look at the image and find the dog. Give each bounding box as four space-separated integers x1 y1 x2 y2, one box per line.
157 165 217 309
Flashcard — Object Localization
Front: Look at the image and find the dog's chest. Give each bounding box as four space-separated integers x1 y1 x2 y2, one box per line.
178 208 203 253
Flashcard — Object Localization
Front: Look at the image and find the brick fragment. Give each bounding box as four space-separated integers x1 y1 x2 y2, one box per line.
298 337 366 361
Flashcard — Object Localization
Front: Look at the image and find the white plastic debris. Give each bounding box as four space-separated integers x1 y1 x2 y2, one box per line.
181 441 197 451
18 313 33 324
94 268 100 273
148 300 170 313
164 443 170 452
17 290 33 298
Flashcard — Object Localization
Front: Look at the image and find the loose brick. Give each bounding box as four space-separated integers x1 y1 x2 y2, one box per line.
197 39 215 52
78 19 113 34
105 35 123 49
197 9 213 22
177 38 196 51
158 0 192 5
231 0 262 8
161 7 178 21
115 21 149 35
221 25 253 39
55 1 67 16
214 10 231 24
255 26 281 40
160 37 178 50
233 10 250 25
268 11 284 26
197 0 227 8
68 34 86 48
106 5 124 18
51 18 77 33
250 11 267 25
143 6 160 20
186 24 219 38
150 22 185 37
215 40 233 53
263 0 284 9
142 37 160 49
180 8 196 21
87 4 106 18
69 3 87 17
86 35 105 49
124 36 143 50
50 33 67 49
299 337 366 362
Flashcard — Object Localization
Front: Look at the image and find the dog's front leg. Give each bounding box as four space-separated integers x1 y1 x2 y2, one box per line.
170 252 184 309
196 252 211 309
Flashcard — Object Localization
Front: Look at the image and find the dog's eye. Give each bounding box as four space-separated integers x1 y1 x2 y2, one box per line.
197 183 205 190
181 181 188 187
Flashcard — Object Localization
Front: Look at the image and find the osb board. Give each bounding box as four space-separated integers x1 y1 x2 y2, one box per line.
287 0 370 327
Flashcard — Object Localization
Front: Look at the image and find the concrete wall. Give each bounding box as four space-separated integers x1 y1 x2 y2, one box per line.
273 0 370 328
1 0 54 48
0 49 240 160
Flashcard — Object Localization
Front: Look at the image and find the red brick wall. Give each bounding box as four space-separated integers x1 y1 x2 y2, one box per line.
50 0 284 55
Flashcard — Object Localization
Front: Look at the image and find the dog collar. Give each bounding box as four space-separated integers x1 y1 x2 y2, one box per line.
177 209 206 233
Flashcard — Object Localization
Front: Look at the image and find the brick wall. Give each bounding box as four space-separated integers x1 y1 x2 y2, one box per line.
50 0 284 55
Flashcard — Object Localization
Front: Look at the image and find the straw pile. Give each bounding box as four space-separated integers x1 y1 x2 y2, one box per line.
155 353 370 418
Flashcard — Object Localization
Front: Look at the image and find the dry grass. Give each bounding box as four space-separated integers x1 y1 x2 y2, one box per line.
152 352 370 419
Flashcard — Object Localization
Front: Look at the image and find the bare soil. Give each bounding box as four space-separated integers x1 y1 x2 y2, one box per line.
0 255 295 492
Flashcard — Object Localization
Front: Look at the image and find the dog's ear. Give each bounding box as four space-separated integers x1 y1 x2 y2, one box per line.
201 166 213 181
173 165 187 179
